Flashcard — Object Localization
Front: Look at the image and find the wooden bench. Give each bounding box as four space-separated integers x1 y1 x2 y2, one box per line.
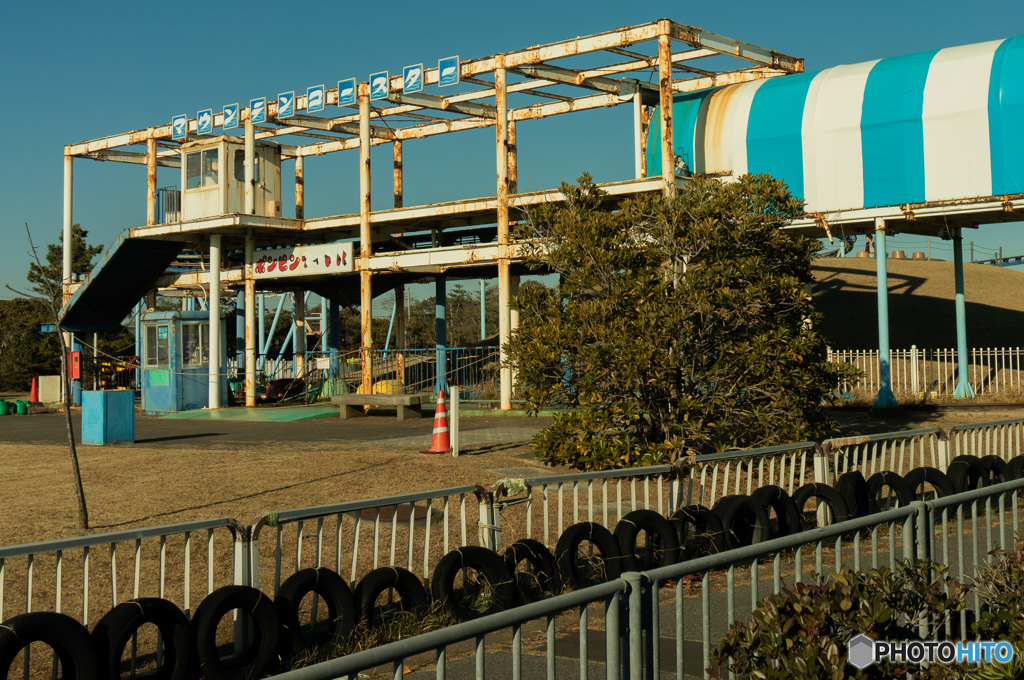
331 394 424 420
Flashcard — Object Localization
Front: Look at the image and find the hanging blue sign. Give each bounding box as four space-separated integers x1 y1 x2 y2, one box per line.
277 91 295 118
369 71 389 101
337 78 356 106
403 64 423 93
171 115 187 140
250 98 266 124
307 85 325 113
222 103 239 129
438 56 460 87
197 109 213 135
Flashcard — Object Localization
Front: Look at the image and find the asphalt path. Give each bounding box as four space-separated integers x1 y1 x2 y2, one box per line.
0 410 550 450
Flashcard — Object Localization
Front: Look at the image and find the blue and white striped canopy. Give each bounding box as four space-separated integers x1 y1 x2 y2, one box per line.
646 36 1024 213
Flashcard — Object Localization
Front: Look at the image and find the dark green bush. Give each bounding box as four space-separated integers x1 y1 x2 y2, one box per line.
710 560 966 679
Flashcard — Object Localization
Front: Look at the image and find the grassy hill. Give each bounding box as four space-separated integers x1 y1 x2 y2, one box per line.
811 257 1024 350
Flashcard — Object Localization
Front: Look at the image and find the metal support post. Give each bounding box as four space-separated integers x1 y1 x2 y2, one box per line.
294 292 306 380
496 63 513 410
258 294 266 373
633 85 644 179
359 83 373 397
623 572 643 680
450 385 460 458
209 234 222 409
62 153 73 301
393 141 403 207
244 117 255 215
952 229 976 398
510 275 520 389
480 280 487 340
244 231 256 406
146 138 157 226
235 291 244 372
507 121 517 193
329 299 340 381
658 26 675 198
294 156 304 220
873 218 898 408
436 275 447 395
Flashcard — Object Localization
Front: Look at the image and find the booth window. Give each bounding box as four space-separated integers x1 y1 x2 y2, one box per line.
233 150 259 183
145 325 170 368
186 149 219 190
182 322 210 368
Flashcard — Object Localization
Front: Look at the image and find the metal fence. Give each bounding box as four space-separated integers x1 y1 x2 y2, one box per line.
270 477 1024 680
829 345 1024 401
249 486 482 598
491 442 818 552
0 518 244 678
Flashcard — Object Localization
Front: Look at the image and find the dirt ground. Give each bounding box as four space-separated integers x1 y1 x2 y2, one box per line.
0 405 1020 549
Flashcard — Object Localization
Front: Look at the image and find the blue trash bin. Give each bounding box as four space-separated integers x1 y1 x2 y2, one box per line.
82 391 135 444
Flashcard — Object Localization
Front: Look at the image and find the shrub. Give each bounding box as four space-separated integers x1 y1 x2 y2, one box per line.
710 560 965 679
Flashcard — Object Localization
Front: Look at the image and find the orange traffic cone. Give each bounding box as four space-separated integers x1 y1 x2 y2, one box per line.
29 377 39 404
420 389 451 455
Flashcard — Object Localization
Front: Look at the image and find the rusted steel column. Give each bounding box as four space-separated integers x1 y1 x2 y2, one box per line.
294 292 306 379
241 115 253 214
510 275 520 389
244 230 256 406
496 64 513 410
393 141 403 208
245 117 255 215
658 29 675 197
508 121 517 194
146 138 157 226
359 82 373 396
395 285 406 349
294 156 304 220
209 235 222 409
62 153 73 297
633 87 644 180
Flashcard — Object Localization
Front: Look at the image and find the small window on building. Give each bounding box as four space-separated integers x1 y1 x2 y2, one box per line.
202 149 219 188
182 322 210 368
233 150 260 183
186 152 201 190
145 325 170 368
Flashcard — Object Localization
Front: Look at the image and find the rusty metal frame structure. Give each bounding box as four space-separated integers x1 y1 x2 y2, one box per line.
61 19 802 409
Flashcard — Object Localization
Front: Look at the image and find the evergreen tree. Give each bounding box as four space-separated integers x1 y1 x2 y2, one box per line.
26 224 103 300
508 173 860 469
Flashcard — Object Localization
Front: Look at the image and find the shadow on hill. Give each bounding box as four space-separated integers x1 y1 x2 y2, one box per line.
813 264 1024 349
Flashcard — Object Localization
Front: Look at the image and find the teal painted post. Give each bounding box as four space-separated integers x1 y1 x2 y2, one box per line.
258 294 266 373
436 275 448 395
874 219 898 407
952 230 976 398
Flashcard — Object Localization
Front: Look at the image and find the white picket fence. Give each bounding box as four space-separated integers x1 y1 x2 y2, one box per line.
828 346 1024 400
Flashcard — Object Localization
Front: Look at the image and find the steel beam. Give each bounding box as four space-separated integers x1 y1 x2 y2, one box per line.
387 91 496 119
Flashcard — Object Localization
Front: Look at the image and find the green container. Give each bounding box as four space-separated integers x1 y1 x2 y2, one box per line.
0 399 6 416
15 400 29 415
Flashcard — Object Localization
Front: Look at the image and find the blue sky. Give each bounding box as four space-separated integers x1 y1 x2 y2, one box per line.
2 0 1023 301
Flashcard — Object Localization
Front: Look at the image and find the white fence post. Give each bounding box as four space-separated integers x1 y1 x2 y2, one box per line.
451 385 460 458
911 344 919 396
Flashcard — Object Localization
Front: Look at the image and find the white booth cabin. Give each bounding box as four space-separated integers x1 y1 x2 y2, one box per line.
180 136 282 220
